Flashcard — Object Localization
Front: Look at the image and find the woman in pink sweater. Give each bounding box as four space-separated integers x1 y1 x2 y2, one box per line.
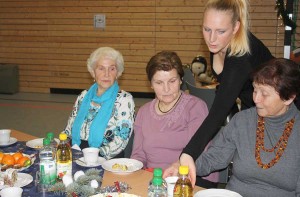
130 51 218 188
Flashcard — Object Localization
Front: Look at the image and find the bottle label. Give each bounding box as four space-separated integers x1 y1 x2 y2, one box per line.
40 161 56 185
56 161 72 180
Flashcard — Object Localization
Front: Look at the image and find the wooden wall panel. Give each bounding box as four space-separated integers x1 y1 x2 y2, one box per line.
0 0 292 94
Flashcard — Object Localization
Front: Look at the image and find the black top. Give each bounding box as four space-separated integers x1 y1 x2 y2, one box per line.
182 32 274 160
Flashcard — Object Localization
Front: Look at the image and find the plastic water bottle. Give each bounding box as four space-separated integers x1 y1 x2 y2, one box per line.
39 138 56 185
56 133 72 181
46 132 57 150
148 177 167 197
173 166 193 197
149 168 167 189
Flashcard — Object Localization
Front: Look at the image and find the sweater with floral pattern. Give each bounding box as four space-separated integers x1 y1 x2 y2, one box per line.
64 89 135 159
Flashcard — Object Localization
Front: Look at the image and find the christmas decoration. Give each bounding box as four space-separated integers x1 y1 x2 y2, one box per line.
47 168 132 197
98 181 132 193
49 168 103 197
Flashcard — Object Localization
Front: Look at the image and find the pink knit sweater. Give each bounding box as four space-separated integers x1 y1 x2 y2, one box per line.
131 92 219 182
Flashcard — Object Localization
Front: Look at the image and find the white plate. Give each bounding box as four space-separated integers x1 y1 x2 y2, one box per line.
0 153 36 172
194 189 243 197
102 158 143 174
0 173 33 189
0 137 17 147
90 193 140 197
75 157 106 167
26 138 60 149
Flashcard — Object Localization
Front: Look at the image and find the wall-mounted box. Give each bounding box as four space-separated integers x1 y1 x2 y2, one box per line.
94 14 105 29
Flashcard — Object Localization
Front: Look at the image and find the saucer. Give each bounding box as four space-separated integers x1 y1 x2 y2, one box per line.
75 157 106 167
0 137 17 147
26 138 60 149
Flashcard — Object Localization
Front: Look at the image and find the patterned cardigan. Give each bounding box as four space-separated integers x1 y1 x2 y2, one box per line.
64 89 135 159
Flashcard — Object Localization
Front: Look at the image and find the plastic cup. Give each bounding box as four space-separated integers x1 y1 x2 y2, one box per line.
165 176 178 197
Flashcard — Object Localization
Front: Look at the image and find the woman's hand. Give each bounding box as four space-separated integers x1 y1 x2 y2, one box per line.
180 153 196 187
163 161 180 178
163 154 196 187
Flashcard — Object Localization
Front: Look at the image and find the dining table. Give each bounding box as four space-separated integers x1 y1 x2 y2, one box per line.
1 129 205 196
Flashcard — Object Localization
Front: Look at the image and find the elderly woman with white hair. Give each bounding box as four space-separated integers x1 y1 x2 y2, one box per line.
64 47 135 159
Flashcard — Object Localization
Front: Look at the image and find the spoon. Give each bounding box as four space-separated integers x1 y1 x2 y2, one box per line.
76 158 87 165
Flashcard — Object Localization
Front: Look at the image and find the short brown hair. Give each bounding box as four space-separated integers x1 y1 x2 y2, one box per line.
146 51 184 81
252 58 300 100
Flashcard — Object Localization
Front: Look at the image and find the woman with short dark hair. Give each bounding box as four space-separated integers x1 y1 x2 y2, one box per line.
131 51 219 188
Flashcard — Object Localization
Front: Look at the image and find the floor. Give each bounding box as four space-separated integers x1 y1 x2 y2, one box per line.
0 92 151 138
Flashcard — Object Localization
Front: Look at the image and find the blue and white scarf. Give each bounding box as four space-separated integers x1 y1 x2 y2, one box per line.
71 82 119 147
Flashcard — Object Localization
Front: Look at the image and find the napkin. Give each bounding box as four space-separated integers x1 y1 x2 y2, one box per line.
71 144 81 151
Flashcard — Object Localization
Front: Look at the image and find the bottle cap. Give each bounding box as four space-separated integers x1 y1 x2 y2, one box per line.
152 177 163 186
43 138 50 145
46 132 54 140
59 133 67 141
179 166 189 175
153 168 163 177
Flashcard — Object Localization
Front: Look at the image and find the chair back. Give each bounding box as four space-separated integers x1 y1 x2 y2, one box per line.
185 81 215 110
186 81 233 184
124 133 134 158
181 68 196 91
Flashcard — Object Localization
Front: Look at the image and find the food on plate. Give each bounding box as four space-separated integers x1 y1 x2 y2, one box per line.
90 193 139 197
34 145 42 149
16 156 31 167
3 169 18 186
112 163 128 171
0 152 4 163
0 165 12 171
12 152 23 163
1 154 15 166
0 152 32 171
12 164 22 169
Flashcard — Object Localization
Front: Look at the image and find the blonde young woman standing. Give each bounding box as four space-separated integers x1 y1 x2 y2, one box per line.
164 0 274 185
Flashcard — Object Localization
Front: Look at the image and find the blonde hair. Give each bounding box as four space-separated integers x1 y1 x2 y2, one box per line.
204 0 250 56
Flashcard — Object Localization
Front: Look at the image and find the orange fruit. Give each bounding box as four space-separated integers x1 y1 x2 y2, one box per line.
12 152 23 163
2 154 15 165
17 156 30 167
0 152 4 163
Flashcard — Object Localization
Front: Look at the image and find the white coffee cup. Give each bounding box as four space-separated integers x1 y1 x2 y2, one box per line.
0 129 11 144
165 176 179 197
0 187 23 197
82 147 100 165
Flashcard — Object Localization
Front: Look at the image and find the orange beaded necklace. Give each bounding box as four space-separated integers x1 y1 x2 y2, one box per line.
255 116 295 169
